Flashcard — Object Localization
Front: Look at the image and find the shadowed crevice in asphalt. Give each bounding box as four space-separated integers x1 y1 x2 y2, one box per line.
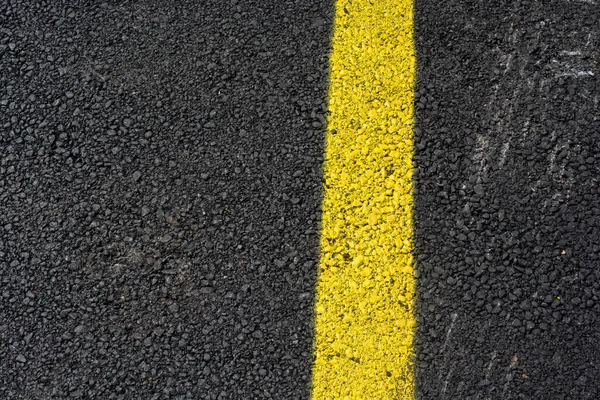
0 1 333 398
413 0 600 398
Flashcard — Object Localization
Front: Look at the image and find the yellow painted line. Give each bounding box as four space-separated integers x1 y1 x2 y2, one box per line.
312 0 416 398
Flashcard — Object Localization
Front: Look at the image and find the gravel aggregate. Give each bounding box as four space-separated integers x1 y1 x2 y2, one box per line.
0 1 333 398
2 0 600 398
414 1 600 398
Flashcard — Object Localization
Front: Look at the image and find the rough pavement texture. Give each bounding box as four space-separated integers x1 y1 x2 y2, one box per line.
312 0 416 397
3 0 600 399
0 1 332 398
414 0 600 399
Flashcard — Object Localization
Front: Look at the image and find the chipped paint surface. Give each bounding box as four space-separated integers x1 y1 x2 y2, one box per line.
312 0 416 398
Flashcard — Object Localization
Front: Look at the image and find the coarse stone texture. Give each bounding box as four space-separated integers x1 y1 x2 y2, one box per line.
0 1 333 398
413 0 600 399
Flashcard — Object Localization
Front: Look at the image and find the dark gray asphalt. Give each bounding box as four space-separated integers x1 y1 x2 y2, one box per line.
414 0 600 399
0 1 332 398
2 0 600 399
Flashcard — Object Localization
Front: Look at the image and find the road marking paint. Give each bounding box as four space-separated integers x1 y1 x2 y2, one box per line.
312 0 416 398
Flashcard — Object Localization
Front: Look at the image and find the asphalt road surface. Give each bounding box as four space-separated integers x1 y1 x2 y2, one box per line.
1 1 332 398
414 1 600 399
1 0 599 399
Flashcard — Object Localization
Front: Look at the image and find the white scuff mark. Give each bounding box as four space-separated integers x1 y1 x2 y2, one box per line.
502 354 519 396
440 313 458 355
522 116 531 135
548 140 568 182
552 192 564 202
547 137 576 207
559 50 582 56
556 70 595 78
566 181 574 204
556 71 595 78
441 362 456 399
508 22 518 45
551 58 595 79
473 134 490 182
474 352 499 400
585 32 593 48
485 351 498 380
499 142 510 168
486 83 500 108
547 148 556 176
569 0 597 4
505 53 514 74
